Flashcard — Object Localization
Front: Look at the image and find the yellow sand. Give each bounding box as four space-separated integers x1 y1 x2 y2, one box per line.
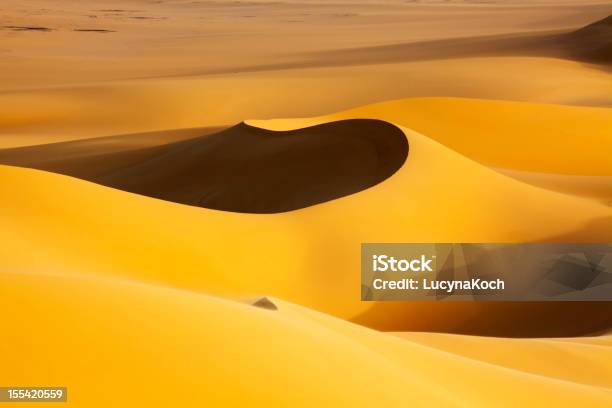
2 1 612 405
2 272 610 407
2 97 612 405
2 99 612 324
497 168 612 204
251 97 612 175
2 57 612 148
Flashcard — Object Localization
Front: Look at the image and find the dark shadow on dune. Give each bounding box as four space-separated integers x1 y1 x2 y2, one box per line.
2 26 53 32
564 14 612 64
0 126 223 179
73 29 116 33
0 120 408 213
352 300 612 338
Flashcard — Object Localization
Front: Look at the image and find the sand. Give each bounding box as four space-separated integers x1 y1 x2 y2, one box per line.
2 0 612 406
1 0 611 88
3 273 611 407
0 120 408 213
1 1 612 148
498 168 612 205
256 97 612 175
3 99 612 337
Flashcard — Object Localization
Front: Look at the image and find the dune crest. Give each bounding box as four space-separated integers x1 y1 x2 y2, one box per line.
0 119 408 213
254 97 612 175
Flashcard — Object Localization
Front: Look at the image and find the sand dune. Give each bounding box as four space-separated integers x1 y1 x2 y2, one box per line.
3 55 611 150
206 14 612 74
256 97 612 175
2 271 611 407
2 98 612 336
0 95 612 179
0 120 407 213
2 1 612 405
3 0 611 89
0 126 221 176
1 2 611 151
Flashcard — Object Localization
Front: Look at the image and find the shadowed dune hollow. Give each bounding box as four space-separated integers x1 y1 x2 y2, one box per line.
0 119 408 213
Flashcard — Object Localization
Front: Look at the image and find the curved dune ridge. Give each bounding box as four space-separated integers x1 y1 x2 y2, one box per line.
1 272 612 407
0 119 408 213
2 98 612 338
256 98 612 175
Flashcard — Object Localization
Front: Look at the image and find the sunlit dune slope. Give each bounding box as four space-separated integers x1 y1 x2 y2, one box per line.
1 272 611 407
390 331 612 389
3 100 612 335
252 98 612 175
250 97 612 201
0 120 408 213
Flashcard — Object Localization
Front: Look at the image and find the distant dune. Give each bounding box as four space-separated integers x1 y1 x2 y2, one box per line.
3 0 611 89
0 120 408 213
213 14 612 75
565 14 612 63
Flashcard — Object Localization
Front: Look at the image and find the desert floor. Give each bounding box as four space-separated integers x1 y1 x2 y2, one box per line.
1 0 612 406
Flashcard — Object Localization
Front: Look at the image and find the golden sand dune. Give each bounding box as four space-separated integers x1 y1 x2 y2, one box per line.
1 271 611 407
0 120 408 213
3 96 610 179
2 1 612 404
255 97 612 175
2 98 612 335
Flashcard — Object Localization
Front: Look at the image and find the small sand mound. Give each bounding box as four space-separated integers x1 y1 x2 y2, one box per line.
252 297 278 311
